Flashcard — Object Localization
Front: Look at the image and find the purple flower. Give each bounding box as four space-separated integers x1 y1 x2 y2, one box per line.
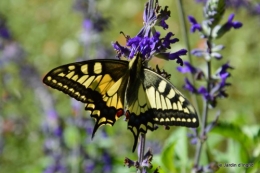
184 78 197 93
112 0 186 64
0 26 11 39
215 62 233 79
188 16 202 33
177 61 198 74
102 151 112 173
223 13 243 30
198 86 214 102
140 0 170 37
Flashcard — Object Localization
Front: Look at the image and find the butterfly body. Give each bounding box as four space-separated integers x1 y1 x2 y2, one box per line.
43 53 199 151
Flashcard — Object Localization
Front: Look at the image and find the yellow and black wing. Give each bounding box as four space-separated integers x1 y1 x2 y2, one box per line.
126 67 199 152
43 59 129 137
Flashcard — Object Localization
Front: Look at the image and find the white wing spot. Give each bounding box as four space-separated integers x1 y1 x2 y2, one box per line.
107 78 122 96
47 76 52 81
158 80 167 93
146 87 156 108
82 76 95 88
68 65 75 70
177 101 183 111
192 118 197 123
187 118 191 122
160 95 167 110
155 91 162 109
94 62 102 74
92 110 100 116
66 71 75 79
173 103 178 110
71 75 79 81
81 64 88 74
69 88 75 93
165 98 172 109
160 118 164 122
182 118 186 122
52 79 57 83
177 118 181 121
98 117 106 125
140 124 146 131
167 89 175 99
183 108 190 114
171 117 175 121
77 75 89 84
58 73 65 77
179 96 185 103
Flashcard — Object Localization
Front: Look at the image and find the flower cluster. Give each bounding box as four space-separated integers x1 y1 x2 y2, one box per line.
179 0 242 107
112 0 187 66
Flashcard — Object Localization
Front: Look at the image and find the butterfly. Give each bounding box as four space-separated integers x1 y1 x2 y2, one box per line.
43 53 199 152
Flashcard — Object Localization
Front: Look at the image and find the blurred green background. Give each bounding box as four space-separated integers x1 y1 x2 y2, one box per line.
0 0 260 173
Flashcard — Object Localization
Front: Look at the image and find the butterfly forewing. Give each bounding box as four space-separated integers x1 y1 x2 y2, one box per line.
43 60 129 137
143 69 199 127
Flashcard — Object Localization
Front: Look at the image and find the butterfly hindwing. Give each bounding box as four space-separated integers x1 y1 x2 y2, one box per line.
43 59 129 137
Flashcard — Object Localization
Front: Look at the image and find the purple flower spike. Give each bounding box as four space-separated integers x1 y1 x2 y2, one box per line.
188 15 202 33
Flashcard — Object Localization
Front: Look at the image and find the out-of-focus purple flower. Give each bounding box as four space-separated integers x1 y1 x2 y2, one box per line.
0 17 11 40
188 16 202 33
198 86 213 102
215 62 233 79
102 151 112 173
191 48 205 57
184 78 198 93
177 61 198 74
0 26 11 39
223 13 243 30
83 19 93 30
44 155 67 173
84 160 95 173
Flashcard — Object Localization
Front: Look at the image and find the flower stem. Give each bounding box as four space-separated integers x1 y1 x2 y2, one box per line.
137 133 146 173
194 53 212 170
176 0 200 116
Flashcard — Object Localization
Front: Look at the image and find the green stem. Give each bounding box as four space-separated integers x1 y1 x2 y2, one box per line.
194 49 212 170
176 0 200 117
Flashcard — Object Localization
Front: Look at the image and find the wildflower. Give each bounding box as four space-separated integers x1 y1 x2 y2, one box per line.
112 0 186 66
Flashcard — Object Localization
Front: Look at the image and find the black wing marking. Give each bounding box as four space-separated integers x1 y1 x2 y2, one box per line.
43 59 129 137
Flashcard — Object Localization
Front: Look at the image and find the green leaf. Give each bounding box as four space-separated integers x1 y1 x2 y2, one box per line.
161 128 189 172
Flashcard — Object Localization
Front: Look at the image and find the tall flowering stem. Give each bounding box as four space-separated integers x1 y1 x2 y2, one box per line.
177 0 242 172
